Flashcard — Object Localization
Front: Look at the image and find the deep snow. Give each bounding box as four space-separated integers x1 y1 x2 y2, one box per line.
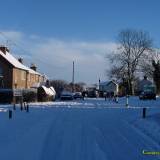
0 97 160 160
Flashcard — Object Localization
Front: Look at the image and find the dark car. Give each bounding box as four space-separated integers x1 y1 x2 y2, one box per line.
139 91 156 100
60 91 74 100
73 92 83 99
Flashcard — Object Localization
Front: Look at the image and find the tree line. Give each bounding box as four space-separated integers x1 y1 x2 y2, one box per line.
50 80 86 98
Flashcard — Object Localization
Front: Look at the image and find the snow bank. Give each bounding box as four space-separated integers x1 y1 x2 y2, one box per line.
26 96 160 109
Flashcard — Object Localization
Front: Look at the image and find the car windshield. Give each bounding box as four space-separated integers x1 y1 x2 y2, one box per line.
75 92 81 95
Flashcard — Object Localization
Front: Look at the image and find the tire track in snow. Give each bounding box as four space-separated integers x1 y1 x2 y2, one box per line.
39 108 160 160
40 109 110 160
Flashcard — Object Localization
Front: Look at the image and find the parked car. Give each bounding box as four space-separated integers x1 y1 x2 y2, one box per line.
139 91 156 100
87 90 99 98
73 92 83 99
60 91 73 100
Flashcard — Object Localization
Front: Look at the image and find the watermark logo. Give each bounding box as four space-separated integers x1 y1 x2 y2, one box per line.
142 150 160 156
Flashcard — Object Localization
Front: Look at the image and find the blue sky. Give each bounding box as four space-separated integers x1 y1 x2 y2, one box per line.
0 0 160 83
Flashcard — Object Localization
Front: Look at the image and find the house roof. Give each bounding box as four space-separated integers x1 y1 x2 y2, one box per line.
107 81 118 86
99 80 118 86
0 50 42 76
99 81 109 86
41 86 55 96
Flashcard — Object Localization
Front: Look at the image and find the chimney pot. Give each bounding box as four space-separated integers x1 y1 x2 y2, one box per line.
30 63 37 71
0 46 9 54
18 58 23 64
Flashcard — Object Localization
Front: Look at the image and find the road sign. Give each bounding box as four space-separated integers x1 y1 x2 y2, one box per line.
13 89 22 97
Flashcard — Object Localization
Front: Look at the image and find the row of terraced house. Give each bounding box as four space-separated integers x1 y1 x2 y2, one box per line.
0 46 46 89
0 46 57 103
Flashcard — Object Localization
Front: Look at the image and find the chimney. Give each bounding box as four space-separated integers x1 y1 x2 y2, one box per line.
30 63 37 71
0 46 9 54
18 58 23 64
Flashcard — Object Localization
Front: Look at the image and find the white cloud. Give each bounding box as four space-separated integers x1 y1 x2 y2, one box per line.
0 30 24 45
0 30 117 84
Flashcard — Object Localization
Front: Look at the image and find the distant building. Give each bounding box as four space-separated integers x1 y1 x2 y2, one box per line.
99 80 119 96
86 84 99 97
0 46 46 89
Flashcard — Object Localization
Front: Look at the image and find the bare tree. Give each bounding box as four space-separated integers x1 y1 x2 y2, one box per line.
50 80 86 97
50 80 68 97
140 49 160 80
107 29 153 95
152 60 160 94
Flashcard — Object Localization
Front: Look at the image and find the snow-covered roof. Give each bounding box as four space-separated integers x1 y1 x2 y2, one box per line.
99 81 109 86
41 86 56 96
108 80 118 86
28 68 41 75
0 50 42 76
50 87 56 94
99 81 118 86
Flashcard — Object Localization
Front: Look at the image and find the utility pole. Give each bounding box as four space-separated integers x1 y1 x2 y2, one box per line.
72 61 75 92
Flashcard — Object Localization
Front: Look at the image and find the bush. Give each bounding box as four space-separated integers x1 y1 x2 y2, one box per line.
23 89 37 102
37 87 53 102
0 89 13 103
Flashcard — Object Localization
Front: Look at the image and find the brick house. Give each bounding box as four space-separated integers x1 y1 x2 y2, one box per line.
0 46 46 89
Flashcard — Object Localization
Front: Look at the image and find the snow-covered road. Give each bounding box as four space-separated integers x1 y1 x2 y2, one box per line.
40 108 160 160
1 97 160 160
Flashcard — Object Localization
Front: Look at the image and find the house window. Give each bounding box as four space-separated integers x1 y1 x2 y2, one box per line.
0 66 4 88
21 71 26 80
28 73 30 82
0 66 3 77
36 75 39 81
14 72 17 83
30 74 33 82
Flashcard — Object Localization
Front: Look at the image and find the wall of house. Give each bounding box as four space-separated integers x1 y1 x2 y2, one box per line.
0 54 45 90
27 73 44 88
12 68 27 89
0 57 13 88
106 83 119 94
100 82 119 95
13 69 44 89
0 60 44 89
99 85 104 91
